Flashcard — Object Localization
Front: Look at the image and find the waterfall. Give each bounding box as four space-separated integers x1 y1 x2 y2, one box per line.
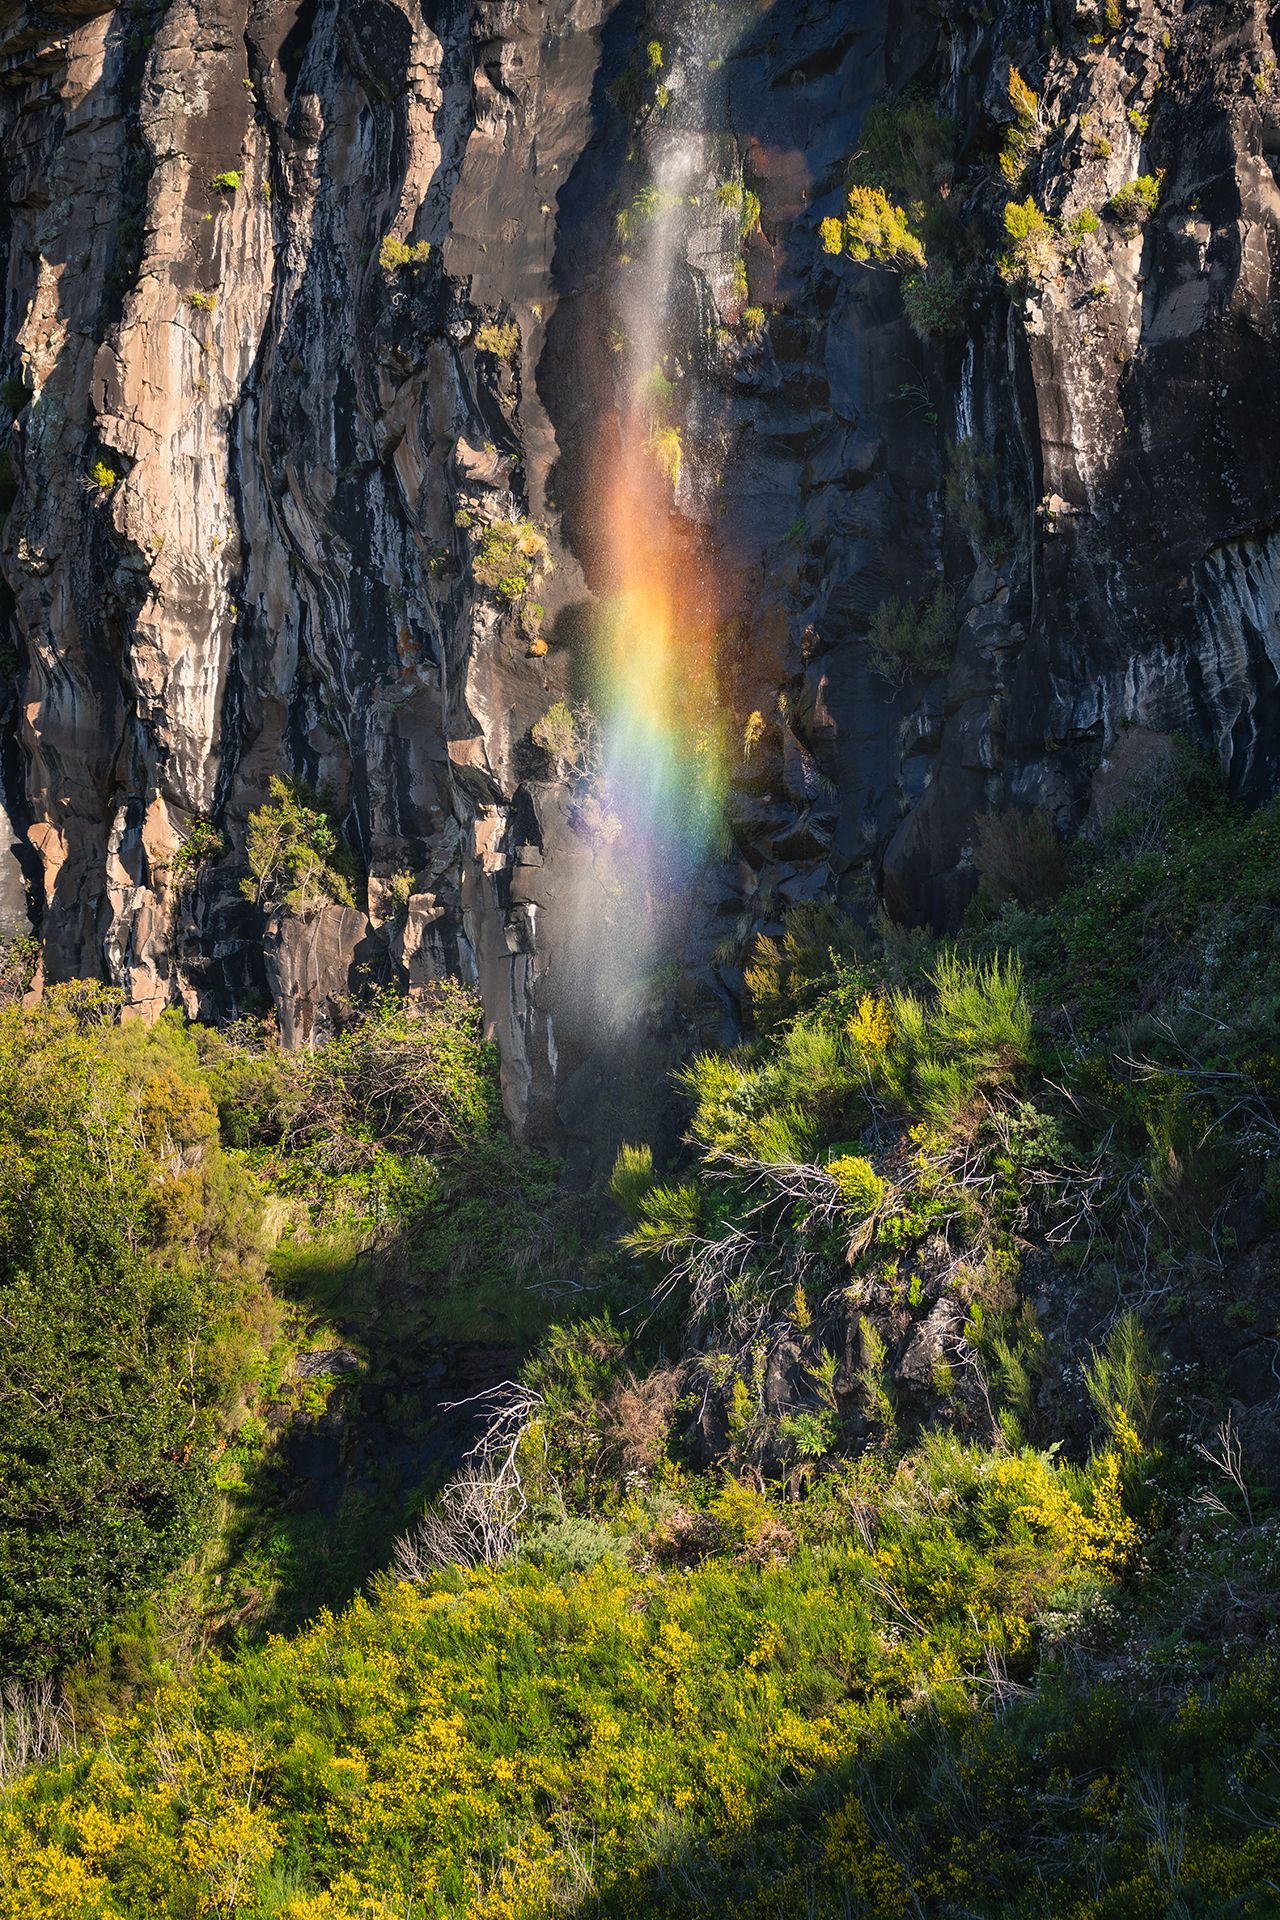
562 2 741 1031
955 336 975 443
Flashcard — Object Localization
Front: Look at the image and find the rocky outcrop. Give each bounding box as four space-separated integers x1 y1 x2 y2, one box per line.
2 0 1280 1155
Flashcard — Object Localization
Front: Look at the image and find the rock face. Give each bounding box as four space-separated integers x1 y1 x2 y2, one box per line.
2 0 1280 1151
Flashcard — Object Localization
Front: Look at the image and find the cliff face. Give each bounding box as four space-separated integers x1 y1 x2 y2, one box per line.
2 0 1280 1151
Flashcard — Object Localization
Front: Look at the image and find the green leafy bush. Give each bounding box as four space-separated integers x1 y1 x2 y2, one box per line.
378 234 431 271
677 1013 862 1162
282 984 501 1169
0 1417 1216 1916
743 903 865 1036
621 1179 702 1261
1064 207 1101 244
867 583 954 677
170 817 225 883
821 185 925 270
881 953 1031 1127
972 806 1069 909
998 196 1057 284
827 1152 885 1211
610 1141 656 1217
902 259 962 337
854 96 957 207
474 319 520 358
241 776 359 914
0 992 271 1677
1106 173 1162 232
473 517 552 610
532 700 577 766
822 100 963 338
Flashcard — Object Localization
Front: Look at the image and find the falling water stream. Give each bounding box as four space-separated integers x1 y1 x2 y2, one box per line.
565 2 744 1035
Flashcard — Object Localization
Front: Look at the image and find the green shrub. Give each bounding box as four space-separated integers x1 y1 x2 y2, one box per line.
186 289 217 311
882 953 1031 1128
827 1152 886 1212
902 260 962 338
821 185 925 271
776 1407 838 1458
210 169 242 192
639 362 675 417
0 1416 1203 1918
171 817 225 883
196 1027 289 1149
531 700 578 768
867 583 953 677
241 776 359 914
998 196 1056 284
621 1180 702 1261
972 807 1069 909
473 518 552 609
0 933 37 1006
0 992 271 1677
379 234 431 271
281 983 501 1167
1106 173 1162 232
88 458 117 492
610 1142 656 1218
998 67 1042 185
854 96 956 207
678 1009 864 1163
649 423 682 489
1064 207 1101 244
1084 1310 1158 1447
743 903 865 1036
474 319 520 358
614 185 682 246
822 100 963 335
944 439 999 551
385 868 416 917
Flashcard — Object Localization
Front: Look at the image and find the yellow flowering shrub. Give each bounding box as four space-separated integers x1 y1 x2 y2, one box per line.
0 1406 1267 1920
991 1446 1141 1575
848 992 892 1055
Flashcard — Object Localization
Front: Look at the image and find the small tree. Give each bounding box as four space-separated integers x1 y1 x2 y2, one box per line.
241 776 358 914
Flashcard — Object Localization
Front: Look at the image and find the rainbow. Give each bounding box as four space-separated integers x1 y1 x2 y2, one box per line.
592 396 729 879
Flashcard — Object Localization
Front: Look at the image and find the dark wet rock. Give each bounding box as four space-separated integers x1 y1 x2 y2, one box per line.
294 1347 363 1378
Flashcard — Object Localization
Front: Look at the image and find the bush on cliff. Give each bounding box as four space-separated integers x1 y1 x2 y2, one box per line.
241 776 360 915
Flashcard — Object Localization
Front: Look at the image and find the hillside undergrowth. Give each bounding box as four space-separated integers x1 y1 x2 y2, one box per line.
1 755 1278 1916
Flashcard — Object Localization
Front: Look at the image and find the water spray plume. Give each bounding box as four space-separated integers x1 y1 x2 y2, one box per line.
562 5 744 1037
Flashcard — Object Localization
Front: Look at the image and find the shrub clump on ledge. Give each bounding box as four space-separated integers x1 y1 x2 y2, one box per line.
474 319 520 358
241 776 360 915
379 234 431 272
1106 172 1162 234
473 517 552 610
867 582 954 677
